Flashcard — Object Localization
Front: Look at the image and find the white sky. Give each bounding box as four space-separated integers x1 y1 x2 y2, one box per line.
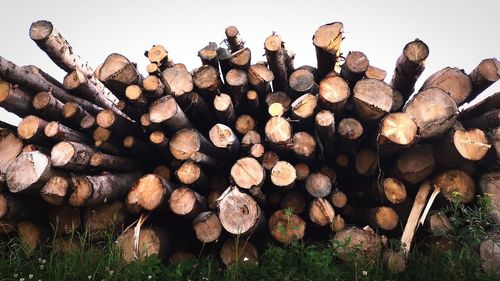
0 0 499 125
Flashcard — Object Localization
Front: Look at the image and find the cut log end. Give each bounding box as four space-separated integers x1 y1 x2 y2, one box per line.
230 157 265 189
127 174 168 212
29 20 53 41
383 178 407 204
380 112 417 146
269 209 306 244
68 176 92 207
305 172 332 198
6 151 52 193
193 211 222 243
218 187 262 235
374 206 399 231
271 161 296 188
453 129 491 161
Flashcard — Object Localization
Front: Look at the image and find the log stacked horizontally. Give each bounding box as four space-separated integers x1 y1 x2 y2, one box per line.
0 19 499 273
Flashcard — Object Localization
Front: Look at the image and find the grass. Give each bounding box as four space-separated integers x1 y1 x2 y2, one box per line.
0 196 498 281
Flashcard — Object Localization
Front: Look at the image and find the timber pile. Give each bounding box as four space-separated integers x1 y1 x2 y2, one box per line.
0 20 499 273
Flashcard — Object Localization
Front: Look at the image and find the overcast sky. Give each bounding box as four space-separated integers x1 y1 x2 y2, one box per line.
0 0 498 125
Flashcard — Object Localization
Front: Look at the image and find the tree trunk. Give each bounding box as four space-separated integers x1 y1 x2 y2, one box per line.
217 187 264 236
116 227 170 263
353 79 393 121
214 93 236 125
289 69 317 98
420 67 472 105
459 92 499 121
6 151 54 193
382 178 407 204
262 151 279 171
192 65 221 99
162 64 193 105
145 44 174 69
479 171 500 224
126 174 174 213
468 58 500 100
198 42 219 71
149 95 192 131
0 80 33 117
292 132 316 161
44 121 91 144
292 93 318 127
340 51 369 86
51 141 95 171
312 22 344 81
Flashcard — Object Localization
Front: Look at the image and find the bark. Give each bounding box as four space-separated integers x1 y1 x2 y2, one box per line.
264 34 288 91
420 67 472 105
459 92 500 121
169 187 206 218
312 22 344 81
461 108 500 130
229 48 251 70
6 151 54 193
62 102 92 127
0 80 33 117
90 151 138 171
315 110 335 158
225 26 245 53
305 172 332 198
44 121 91 144
247 64 274 95
17 115 49 143
198 42 219 71
96 109 143 136
479 171 500 224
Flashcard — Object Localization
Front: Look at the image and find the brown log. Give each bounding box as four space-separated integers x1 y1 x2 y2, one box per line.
315 110 335 158
248 143 264 160
292 93 318 125
462 108 500 131
468 58 500 99
40 171 73 206
309 197 335 226
6 151 54 193
404 87 458 138
355 148 377 176
312 22 344 81
23 65 65 90
340 51 369 86
209 123 240 157
220 238 259 268
145 45 173 69
51 141 95 171
393 144 435 185
390 39 429 99
192 211 222 243
265 91 291 113
146 63 159 75
17 115 49 143
116 227 170 263
259 151 277 172
125 84 147 107
265 116 292 151
292 132 316 161
69 172 140 207
149 95 191 131
217 47 232 82
371 206 399 231
229 48 251 70
318 76 350 114
426 211 452 235
62 102 92 126
44 121 90 144
460 92 500 121
217 187 264 236
479 171 500 224
305 172 332 198
247 64 274 95
214 93 236 124
230 157 265 189
207 190 222 210
269 209 306 244
83 200 126 240
382 178 407 204
246 90 261 116
420 67 472 105
169 128 218 165
92 126 115 143
0 128 23 175
280 191 306 214
31 91 63 121
338 117 363 141
17 221 49 253
225 26 245 53
391 90 404 112
0 80 33 118
149 130 170 157
162 64 193 104
241 130 261 151
479 233 500 275
364 65 387 81
126 174 174 213
90 151 138 171
353 79 393 121
294 163 310 181
153 165 171 181
198 42 219 70
176 160 207 188
264 34 288 91
331 191 348 208
169 187 206 218
143 75 165 98
383 250 407 273
270 161 296 190
334 227 383 263
225 69 248 108
98 53 141 96
0 193 31 221
289 69 317 98
235 114 256 135
80 115 97 131
378 112 418 155
96 109 143 136
47 205 81 235
192 65 221 98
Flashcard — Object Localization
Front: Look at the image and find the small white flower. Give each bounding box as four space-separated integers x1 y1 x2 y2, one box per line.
88 275 92 280
243 257 249 261
38 279 42 281
148 276 152 280
41 259 46 264
29 274 34 279
362 270 368 276
13 274 18 278
20 278 25 281
109 271 114 275
40 265 44 270
38 258 42 263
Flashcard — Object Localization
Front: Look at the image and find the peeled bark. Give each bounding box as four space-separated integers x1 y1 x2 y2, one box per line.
312 22 344 81
6 151 54 193
217 187 264 236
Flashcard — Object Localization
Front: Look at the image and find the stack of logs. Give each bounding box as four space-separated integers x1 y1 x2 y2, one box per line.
0 20 499 273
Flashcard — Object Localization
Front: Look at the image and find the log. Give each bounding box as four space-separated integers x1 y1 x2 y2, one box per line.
217 47 232 82
217 187 264 236
247 64 274 95
169 187 206 218
249 144 265 159
371 206 399 231
281 190 306 214
230 157 265 189
40 171 73 206
289 69 317 98
270 161 297 190
220 238 259 268
192 211 222 243
98 53 141 96
90 151 138 171
162 64 193 104
153 165 171 181
44 121 91 144
17 221 49 253
83 200 126 240
309 197 335 226
355 148 377 176
47 205 81 236
145 45 173 69
169 128 219 165
331 191 348 208
214 93 236 124
318 76 350 114
393 144 435 185
312 22 344 81
126 174 174 213
378 112 418 155
225 26 245 53
391 90 404 112
353 79 393 121
269 209 306 244
459 92 500 121
291 93 318 126
229 48 251 70
315 110 335 158
246 90 261 117
23 65 65 90
364 65 387 81
340 51 369 86
461 108 500 131
0 193 31 221
80 115 97 131
468 58 500 99
143 75 165 98
192 65 221 98
265 116 293 151
198 42 219 70
17 115 49 143
6 151 54 193
479 234 500 275
149 130 170 157
426 211 452 235
0 80 33 117
382 178 407 204
337 117 363 141
390 39 429 99
125 84 147 107
0 128 24 175
235 114 256 135
0 56 103 115
69 172 140 207
294 163 310 181
305 172 332 198
149 95 191 131
479 171 500 224
225 69 248 108
262 151 279 171
209 123 240 158
62 102 92 126
176 160 207 188
292 132 316 161
96 109 143 136
404 87 458 138
264 34 288 91
116 227 170 263
334 227 382 263
420 67 472 105
265 91 291 113
241 130 261 150
51 141 95 171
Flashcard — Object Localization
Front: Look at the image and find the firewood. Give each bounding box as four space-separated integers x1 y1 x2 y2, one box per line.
146 63 159 75
340 51 369 86
69 172 140 207
261 151 279 171
220 238 258 268
235 114 256 135
247 64 274 95
246 90 261 116
225 26 245 53
97 53 141 96
393 144 435 185
162 64 193 104
241 130 261 150
83 200 126 239
17 115 49 143
479 233 500 274
318 76 350 114
208 123 240 157
269 209 306 243
353 79 393 121
176 160 207 188
192 211 222 243
198 42 219 71
383 250 407 273
6 151 54 193
281 190 306 214
265 92 291 113
192 65 221 99
269 161 296 190
96 109 143 136
420 67 472 105
40 172 73 206
149 95 192 131
292 132 316 161
378 112 418 155
248 144 264 159
390 39 429 99
265 116 292 151
23 65 65 90
460 92 499 121
214 93 236 124
291 93 318 126
168 187 207 218
169 128 219 165
116 227 170 263
0 128 24 175
229 48 251 70
289 69 317 98
50 141 95 171
0 80 33 118
462 108 500 131
404 87 458 138
44 121 91 144
90 151 138 171
116 100 144 122
62 102 92 126
294 163 310 181
305 172 332 198
468 58 500 99
312 22 344 81
94 140 122 155
264 34 288 91
479 171 500 224
17 220 49 253
217 47 231 82
225 70 247 109
47 205 81 235
145 45 173 69
0 193 31 221
217 187 264 236
126 174 174 213
364 65 387 81
309 197 335 226
230 157 265 190
382 178 407 204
